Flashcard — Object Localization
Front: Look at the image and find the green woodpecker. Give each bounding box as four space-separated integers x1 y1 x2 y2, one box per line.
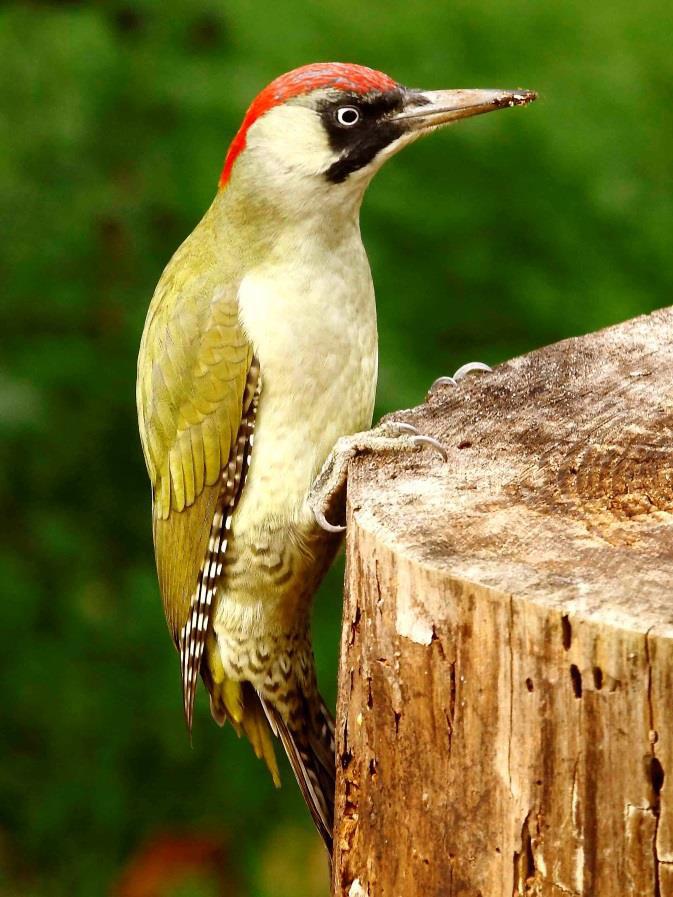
136 62 535 851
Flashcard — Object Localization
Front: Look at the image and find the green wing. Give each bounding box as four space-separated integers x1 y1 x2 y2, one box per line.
136 238 254 723
137 250 252 522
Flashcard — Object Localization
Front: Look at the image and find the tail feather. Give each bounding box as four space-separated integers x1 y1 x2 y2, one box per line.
261 695 335 853
207 674 281 787
203 646 335 852
317 694 336 756
242 691 281 788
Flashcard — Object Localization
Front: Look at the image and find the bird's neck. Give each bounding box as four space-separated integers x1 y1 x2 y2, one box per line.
210 163 368 254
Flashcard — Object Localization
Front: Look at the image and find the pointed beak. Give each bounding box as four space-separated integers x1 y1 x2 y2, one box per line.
391 88 537 131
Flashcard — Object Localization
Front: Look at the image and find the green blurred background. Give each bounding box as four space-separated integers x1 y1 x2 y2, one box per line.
1 0 671 894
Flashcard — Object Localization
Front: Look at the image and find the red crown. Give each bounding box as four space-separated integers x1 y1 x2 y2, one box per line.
219 63 398 187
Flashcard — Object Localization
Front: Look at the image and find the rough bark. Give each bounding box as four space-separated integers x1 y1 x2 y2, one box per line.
332 307 673 897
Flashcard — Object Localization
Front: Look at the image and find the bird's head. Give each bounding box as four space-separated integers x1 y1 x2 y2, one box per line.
219 63 536 216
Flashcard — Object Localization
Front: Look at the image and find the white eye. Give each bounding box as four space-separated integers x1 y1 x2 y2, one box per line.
336 106 360 127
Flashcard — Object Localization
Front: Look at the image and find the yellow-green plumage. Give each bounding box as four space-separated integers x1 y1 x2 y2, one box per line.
137 200 293 807
136 182 360 847
138 206 251 650
138 219 252 523
137 86 381 855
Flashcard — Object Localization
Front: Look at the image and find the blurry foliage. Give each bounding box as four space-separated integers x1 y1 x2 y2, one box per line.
0 0 671 894
112 832 238 897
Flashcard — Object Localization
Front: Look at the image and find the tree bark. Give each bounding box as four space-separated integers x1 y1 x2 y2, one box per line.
332 307 673 897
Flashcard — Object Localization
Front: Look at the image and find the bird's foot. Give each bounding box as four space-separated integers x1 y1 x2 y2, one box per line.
428 361 492 393
309 362 492 533
309 420 448 534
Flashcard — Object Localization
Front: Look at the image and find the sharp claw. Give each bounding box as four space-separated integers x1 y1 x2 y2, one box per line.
430 375 458 390
452 361 492 381
389 421 421 436
382 421 448 461
410 434 449 462
313 507 346 533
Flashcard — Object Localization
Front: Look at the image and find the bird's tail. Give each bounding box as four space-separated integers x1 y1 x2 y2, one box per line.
206 655 336 852
260 692 336 853
207 676 282 787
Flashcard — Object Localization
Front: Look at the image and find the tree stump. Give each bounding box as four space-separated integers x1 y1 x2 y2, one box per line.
332 307 673 897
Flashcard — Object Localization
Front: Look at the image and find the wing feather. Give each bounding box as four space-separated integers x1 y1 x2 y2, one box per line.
179 429 196 508
201 414 222 487
137 240 255 725
179 360 261 728
191 426 205 495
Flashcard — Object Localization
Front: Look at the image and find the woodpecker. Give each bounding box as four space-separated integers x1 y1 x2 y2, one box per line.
136 62 535 851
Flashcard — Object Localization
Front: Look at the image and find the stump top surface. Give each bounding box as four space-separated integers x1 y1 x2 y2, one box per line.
349 307 673 636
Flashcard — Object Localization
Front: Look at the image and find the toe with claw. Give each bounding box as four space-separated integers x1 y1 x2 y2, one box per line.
386 421 448 461
308 420 449 534
312 506 346 534
430 360 492 392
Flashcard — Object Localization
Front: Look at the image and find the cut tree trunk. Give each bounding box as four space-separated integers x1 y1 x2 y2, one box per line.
332 307 673 897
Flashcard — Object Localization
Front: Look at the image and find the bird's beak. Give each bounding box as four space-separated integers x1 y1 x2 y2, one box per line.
391 88 537 131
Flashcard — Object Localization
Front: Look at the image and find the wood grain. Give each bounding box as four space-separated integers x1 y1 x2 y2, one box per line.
333 307 673 897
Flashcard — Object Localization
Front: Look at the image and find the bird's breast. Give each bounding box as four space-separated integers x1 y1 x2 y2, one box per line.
235 225 378 527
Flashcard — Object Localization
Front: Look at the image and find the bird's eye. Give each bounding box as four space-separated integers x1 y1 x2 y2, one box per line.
336 106 360 127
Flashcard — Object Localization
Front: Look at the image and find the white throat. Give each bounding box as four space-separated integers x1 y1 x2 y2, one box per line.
235 191 378 526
